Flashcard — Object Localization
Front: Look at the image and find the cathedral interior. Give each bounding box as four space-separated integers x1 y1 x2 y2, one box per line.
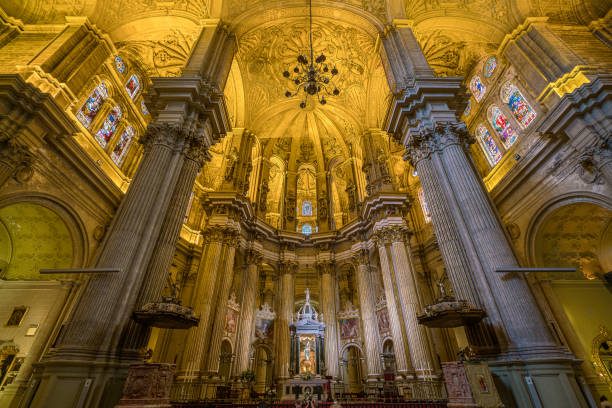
0 0 611 407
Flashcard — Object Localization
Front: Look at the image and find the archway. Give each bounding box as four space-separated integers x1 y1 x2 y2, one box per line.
341 345 364 393
0 202 74 280
382 339 396 378
219 340 233 382
253 345 272 393
530 201 612 391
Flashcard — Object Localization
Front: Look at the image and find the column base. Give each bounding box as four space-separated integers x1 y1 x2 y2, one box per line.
25 350 137 408
488 356 594 408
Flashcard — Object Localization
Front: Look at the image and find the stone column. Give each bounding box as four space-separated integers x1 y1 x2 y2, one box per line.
410 139 499 352
434 123 557 353
122 124 211 350
54 123 189 353
387 228 435 376
233 250 262 375
181 228 225 378
353 250 382 379
277 262 295 379
318 261 339 379
207 233 239 374
374 233 410 376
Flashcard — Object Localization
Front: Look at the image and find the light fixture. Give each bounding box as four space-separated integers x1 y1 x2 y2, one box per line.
283 0 339 107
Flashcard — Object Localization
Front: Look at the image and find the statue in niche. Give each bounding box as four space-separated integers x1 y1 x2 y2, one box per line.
224 147 239 181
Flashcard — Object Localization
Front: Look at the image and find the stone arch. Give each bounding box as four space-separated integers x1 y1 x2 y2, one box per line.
524 192 612 270
0 192 89 274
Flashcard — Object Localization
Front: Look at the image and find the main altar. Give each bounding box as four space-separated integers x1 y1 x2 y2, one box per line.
280 289 328 400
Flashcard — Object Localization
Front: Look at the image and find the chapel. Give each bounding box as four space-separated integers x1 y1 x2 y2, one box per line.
0 0 610 407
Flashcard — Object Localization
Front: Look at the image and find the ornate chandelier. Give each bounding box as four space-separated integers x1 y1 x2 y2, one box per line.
283 0 339 108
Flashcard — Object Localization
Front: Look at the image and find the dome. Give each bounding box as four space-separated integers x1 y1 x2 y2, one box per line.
296 288 318 321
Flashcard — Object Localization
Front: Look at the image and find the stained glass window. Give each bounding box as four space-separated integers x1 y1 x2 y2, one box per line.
141 101 148 115
125 74 140 99
470 76 486 102
110 126 134 165
301 224 312 235
418 188 431 223
302 200 312 216
488 105 518 148
115 56 126 74
94 105 122 148
76 82 108 128
476 124 502 167
464 100 472 117
484 57 497 78
501 82 536 128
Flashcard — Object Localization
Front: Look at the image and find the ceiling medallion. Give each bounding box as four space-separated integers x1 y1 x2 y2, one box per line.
283 0 340 108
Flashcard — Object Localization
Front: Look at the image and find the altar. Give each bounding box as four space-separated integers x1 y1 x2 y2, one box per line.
280 289 328 400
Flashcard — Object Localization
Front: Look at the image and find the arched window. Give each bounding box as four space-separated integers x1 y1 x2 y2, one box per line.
125 74 140 99
301 224 312 235
463 100 471 117
110 126 134 165
470 76 486 102
94 105 122 148
76 82 108 128
114 56 126 74
501 82 536 128
302 200 312 216
484 57 497 78
417 188 431 223
488 105 518 148
476 124 502 167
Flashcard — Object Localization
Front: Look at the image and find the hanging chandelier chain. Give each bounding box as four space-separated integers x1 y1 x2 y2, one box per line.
282 0 340 108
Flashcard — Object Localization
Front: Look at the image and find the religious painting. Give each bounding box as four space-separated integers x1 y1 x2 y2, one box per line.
224 309 237 334
5 306 27 327
377 308 390 333
339 317 359 340
299 335 317 374
255 317 274 340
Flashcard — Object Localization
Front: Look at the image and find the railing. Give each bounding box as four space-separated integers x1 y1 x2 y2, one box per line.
171 378 446 405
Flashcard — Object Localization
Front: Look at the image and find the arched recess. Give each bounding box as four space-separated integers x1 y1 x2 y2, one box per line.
0 194 88 279
265 156 286 229
296 164 317 233
525 193 612 391
253 343 273 393
382 338 396 375
219 339 233 381
341 344 364 393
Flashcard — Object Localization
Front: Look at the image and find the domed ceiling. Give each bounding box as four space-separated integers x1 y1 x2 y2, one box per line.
231 16 389 174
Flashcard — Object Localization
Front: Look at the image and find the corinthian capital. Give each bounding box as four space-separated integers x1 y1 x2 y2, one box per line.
431 122 474 151
316 260 334 276
404 132 433 167
245 249 263 265
351 249 370 266
140 122 187 151
184 120 213 167
279 260 298 275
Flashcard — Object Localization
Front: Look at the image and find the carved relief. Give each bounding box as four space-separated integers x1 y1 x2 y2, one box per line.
117 29 199 77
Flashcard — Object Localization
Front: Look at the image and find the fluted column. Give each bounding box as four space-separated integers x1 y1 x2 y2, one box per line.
122 125 210 350
374 234 410 376
353 250 382 379
387 228 435 377
233 250 262 375
318 261 339 379
277 262 295 379
55 123 190 353
181 229 225 378
435 123 556 352
410 140 499 351
207 233 239 374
